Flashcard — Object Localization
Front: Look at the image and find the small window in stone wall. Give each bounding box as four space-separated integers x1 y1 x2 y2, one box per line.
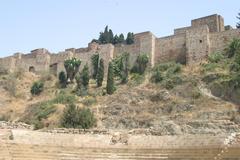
199 40 203 43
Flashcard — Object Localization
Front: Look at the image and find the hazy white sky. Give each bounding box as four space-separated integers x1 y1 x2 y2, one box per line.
1 0 240 57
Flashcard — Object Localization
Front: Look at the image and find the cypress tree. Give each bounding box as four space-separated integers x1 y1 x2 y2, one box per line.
81 64 90 88
91 53 99 79
97 58 104 87
75 65 89 97
137 54 149 74
120 53 129 84
106 62 115 94
58 71 67 88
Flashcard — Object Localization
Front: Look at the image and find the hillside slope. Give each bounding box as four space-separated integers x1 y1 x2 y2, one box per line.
0 61 239 135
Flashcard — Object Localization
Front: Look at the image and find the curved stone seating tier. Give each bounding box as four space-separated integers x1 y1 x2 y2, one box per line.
0 129 239 160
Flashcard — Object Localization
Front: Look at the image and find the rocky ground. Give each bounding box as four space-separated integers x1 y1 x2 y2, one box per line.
99 80 240 135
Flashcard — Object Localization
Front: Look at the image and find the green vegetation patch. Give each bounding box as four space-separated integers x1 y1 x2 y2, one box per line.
61 104 96 129
21 91 76 130
151 62 183 89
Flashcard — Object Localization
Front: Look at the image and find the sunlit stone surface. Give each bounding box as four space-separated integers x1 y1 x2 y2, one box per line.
0 129 240 160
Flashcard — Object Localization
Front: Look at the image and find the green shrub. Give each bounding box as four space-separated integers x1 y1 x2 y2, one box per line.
166 64 181 76
230 73 240 88
112 52 130 83
91 53 99 79
129 73 145 86
64 57 81 83
35 102 57 120
161 76 183 90
58 71 67 88
61 104 96 129
131 54 149 75
96 58 104 87
226 38 240 58
230 63 240 72
162 79 174 90
151 69 163 83
21 100 57 129
229 63 240 72
208 52 224 63
21 91 76 129
53 91 76 104
31 81 44 95
154 62 181 73
106 62 115 95
202 63 218 72
151 62 182 88
234 50 240 65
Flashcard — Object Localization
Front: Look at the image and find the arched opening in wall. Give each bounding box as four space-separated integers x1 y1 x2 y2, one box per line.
29 66 35 73
50 63 58 76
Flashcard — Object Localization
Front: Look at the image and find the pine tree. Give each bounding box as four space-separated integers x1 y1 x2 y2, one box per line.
118 34 125 44
126 32 134 45
97 58 104 87
98 32 104 43
106 62 115 94
113 35 119 44
237 12 240 29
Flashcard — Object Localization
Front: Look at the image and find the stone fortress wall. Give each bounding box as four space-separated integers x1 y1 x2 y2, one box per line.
1 14 240 75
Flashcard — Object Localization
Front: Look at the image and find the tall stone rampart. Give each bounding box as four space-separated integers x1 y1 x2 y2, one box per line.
0 14 240 75
210 29 240 53
155 33 186 64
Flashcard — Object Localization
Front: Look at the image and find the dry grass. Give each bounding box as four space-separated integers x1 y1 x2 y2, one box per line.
0 62 238 131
